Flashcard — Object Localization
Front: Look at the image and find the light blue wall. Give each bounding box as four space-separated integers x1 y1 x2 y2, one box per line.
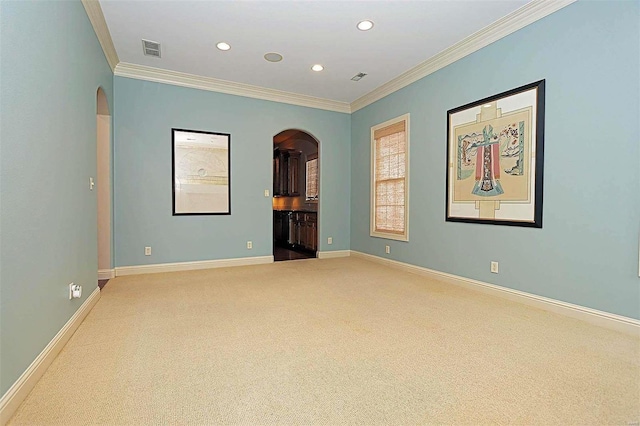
1 1 637 403
0 1 114 395
351 1 640 319
113 77 350 267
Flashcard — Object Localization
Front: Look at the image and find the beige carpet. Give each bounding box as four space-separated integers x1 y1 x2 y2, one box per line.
8 257 640 425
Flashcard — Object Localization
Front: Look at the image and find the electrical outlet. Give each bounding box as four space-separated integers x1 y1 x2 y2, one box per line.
385 245 390 254
247 241 253 249
491 261 499 274
89 177 95 191
327 237 333 245
264 189 270 197
145 246 151 256
69 283 82 299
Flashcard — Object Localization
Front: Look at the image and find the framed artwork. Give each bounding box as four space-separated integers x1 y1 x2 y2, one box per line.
172 128 231 215
446 80 545 228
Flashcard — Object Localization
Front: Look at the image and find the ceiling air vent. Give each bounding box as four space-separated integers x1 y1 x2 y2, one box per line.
142 39 161 58
351 72 367 81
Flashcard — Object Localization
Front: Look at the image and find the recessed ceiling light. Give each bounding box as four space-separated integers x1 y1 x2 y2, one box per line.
264 52 283 62
357 20 374 31
484 103 492 107
311 64 324 72
216 42 231 51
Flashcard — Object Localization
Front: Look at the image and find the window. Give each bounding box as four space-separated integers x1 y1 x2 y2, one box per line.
370 114 409 241
305 155 318 200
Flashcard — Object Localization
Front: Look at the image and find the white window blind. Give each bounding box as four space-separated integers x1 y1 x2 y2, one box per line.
306 157 318 200
371 115 409 240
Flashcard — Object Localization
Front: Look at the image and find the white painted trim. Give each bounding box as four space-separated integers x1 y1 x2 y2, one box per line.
115 255 274 276
317 250 351 259
98 269 115 280
81 0 574 113
350 251 640 336
350 0 577 112
81 0 119 72
114 63 351 114
0 287 101 425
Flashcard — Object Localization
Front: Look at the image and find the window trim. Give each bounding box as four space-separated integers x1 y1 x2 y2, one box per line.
370 113 410 241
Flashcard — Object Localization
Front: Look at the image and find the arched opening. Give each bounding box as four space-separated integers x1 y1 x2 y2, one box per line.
96 87 112 288
272 129 319 261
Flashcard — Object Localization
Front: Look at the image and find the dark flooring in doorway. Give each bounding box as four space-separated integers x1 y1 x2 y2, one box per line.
98 279 109 290
274 246 315 262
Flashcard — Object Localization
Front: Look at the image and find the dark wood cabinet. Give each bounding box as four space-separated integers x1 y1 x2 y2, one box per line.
273 211 289 245
273 210 316 253
291 212 316 251
273 149 300 197
298 212 317 251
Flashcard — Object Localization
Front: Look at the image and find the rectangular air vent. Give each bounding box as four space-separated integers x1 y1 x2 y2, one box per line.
351 72 367 81
142 39 161 58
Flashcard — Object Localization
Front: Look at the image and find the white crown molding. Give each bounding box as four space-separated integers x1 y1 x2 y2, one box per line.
317 250 351 259
114 62 352 114
0 287 101 425
350 0 577 112
350 251 640 336
115 255 274 276
84 0 574 114
81 0 119 72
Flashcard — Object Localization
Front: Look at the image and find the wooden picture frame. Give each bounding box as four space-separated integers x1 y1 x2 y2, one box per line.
446 80 545 228
172 128 231 215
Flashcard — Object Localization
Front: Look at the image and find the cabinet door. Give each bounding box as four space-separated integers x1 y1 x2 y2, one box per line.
287 213 296 245
274 212 281 242
288 153 300 196
309 220 317 251
281 153 289 196
298 220 306 246
273 150 283 196
307 215 317 251
281 213 290 243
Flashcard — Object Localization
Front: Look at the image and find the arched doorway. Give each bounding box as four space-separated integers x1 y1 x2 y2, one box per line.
272 129 319 261
96 87 112 287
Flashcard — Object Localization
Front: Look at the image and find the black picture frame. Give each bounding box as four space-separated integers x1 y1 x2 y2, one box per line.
446 80 545 228
172 128 231 216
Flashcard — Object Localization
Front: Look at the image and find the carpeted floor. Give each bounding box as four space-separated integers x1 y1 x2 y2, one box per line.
8 257 640 425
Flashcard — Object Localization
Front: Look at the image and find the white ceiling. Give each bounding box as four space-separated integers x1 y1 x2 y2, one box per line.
100 0 530 104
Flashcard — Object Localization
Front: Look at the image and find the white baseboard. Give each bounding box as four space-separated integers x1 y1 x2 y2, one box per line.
98 269 115 280
0 287 101 425
115 255 274 276
350 251 640 336
317 250 351 259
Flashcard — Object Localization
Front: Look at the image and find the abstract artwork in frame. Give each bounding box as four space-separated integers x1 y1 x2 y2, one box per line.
172 128 231 215
446 80 545 228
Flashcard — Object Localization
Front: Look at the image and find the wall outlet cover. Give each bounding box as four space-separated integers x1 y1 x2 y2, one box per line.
69 283 82 299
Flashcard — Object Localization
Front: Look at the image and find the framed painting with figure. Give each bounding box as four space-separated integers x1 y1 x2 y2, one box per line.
172 128 231 215
446 80 545 228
